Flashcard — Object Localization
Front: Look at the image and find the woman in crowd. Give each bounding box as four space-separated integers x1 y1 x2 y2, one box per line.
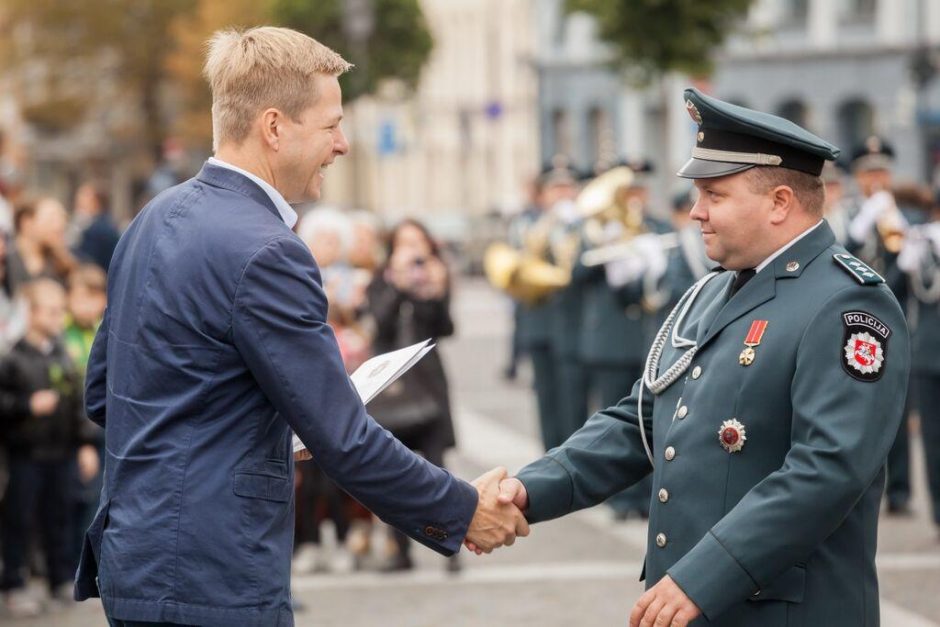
8 197 76 289
366 218 459 573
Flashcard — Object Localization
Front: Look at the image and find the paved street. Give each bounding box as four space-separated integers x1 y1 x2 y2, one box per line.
8 277 940 626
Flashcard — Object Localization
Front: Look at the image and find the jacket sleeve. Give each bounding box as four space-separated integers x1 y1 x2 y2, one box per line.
84 306 109 427
667 285 910 620
231 236 478 556
516 377 654 523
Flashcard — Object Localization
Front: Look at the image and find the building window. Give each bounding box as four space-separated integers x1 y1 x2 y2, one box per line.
777 100 809 129
552 108 572 159
837 99 875 153
781 0 809 27
587 106 613 168
839 0 876 23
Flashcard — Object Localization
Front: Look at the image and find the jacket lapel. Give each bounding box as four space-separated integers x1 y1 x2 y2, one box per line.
697 221 836 350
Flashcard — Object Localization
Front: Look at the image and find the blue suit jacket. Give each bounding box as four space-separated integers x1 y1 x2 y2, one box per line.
74 163 478 626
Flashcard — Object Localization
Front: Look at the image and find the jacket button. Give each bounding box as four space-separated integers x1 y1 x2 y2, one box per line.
664 446 676 461
676 405 688 419
658 488 669 503
656 533 667 548
691 366 702 379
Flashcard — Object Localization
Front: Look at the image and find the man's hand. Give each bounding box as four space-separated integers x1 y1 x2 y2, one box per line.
465 475 529 554
29 390 59 417
629 575 701 627
294 448 312 462
464 467 529 554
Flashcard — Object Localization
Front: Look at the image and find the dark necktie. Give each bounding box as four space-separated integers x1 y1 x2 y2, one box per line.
729 268 756 298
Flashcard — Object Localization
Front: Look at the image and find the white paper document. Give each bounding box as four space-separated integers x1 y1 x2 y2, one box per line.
292 339 436 453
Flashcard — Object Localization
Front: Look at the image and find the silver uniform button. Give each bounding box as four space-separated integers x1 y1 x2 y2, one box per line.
691 366 702 379
658 488 669 503
656 533 667 548
677 405 688 419
664 446 676 461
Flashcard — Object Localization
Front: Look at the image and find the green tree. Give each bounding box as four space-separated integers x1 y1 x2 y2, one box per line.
2 0 199 159
566 0 753 81
271 0 433 101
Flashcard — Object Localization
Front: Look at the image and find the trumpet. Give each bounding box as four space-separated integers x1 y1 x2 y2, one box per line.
581 232 680 267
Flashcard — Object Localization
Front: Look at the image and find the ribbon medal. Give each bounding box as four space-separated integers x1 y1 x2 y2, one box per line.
738 320 768 366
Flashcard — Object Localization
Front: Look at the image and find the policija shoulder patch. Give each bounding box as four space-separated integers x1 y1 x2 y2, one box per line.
842 311 890 382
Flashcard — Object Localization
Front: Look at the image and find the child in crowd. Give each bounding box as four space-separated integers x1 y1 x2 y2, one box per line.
63 264 108 565
0 279 88 616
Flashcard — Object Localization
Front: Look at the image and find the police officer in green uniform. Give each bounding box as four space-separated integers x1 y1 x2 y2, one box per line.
484 89 911 626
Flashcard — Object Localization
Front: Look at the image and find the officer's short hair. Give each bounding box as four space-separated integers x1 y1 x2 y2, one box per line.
744 166 825 216
204 27 352 152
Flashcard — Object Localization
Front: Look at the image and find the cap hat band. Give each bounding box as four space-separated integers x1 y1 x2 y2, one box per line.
691 147 783 166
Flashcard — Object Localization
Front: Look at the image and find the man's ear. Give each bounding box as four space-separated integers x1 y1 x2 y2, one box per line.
768 185 795 225
260 108 282 151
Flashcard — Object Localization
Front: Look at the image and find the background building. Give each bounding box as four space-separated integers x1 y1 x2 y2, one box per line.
322 0 540 235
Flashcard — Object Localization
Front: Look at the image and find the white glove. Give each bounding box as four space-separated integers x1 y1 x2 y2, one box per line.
605 254 648 288
848 190 894 243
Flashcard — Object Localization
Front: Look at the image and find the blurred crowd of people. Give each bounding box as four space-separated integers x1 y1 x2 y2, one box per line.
0 171 116 617
0 153 464 617
494 136 940 535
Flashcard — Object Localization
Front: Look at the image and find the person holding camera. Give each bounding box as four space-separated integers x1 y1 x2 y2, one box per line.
366 218 459 572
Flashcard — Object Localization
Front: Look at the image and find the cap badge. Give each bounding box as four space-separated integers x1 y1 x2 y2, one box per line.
697 131 705 142
719 419 747 453
841 311 890 382
686 99 703 125
738 319 768 366
865 135 882 154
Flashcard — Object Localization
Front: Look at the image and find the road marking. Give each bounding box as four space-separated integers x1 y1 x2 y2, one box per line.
292 560 642 591
453 404 940 627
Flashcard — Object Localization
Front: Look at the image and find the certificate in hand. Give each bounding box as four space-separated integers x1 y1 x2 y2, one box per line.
292 339 436 454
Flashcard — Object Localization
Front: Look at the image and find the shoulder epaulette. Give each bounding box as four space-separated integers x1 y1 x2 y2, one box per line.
833 253 885 285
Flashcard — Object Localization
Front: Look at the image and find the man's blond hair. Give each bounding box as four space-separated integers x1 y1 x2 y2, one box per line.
204 26 352 151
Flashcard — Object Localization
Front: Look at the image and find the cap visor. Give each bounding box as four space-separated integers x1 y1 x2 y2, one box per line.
676 158 755 179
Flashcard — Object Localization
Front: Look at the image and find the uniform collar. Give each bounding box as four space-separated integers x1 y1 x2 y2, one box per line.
755 220 824 273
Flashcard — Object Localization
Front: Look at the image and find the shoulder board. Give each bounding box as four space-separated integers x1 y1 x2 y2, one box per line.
833 253 885 285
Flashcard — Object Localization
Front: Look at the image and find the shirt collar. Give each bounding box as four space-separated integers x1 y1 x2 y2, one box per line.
207 157 298 229
755 220 824 273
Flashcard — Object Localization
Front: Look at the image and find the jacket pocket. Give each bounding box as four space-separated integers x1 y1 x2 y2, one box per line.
749 564 806 604
233 471 292 502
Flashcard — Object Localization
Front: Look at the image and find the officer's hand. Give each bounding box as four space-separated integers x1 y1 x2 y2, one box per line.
464 467 529 554
629 574 701 627
465 476 529 554
293 448 312 462
29 390 59 417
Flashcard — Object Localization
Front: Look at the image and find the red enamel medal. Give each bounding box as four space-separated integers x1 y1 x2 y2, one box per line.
739 320 768 366
718 419 747 453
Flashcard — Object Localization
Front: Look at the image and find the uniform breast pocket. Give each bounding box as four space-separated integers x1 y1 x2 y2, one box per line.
232 471 292 503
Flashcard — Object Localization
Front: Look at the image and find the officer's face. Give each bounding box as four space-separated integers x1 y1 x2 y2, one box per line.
276 74 349 203
690 173 774 270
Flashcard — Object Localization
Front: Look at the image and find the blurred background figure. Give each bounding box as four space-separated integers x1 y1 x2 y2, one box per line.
9 197 76 289
62 264 108 566
69 182 120 273
366 218 459 573
293 206 369 575
0 279 86 617
898 195 940 541
0 230 27 354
